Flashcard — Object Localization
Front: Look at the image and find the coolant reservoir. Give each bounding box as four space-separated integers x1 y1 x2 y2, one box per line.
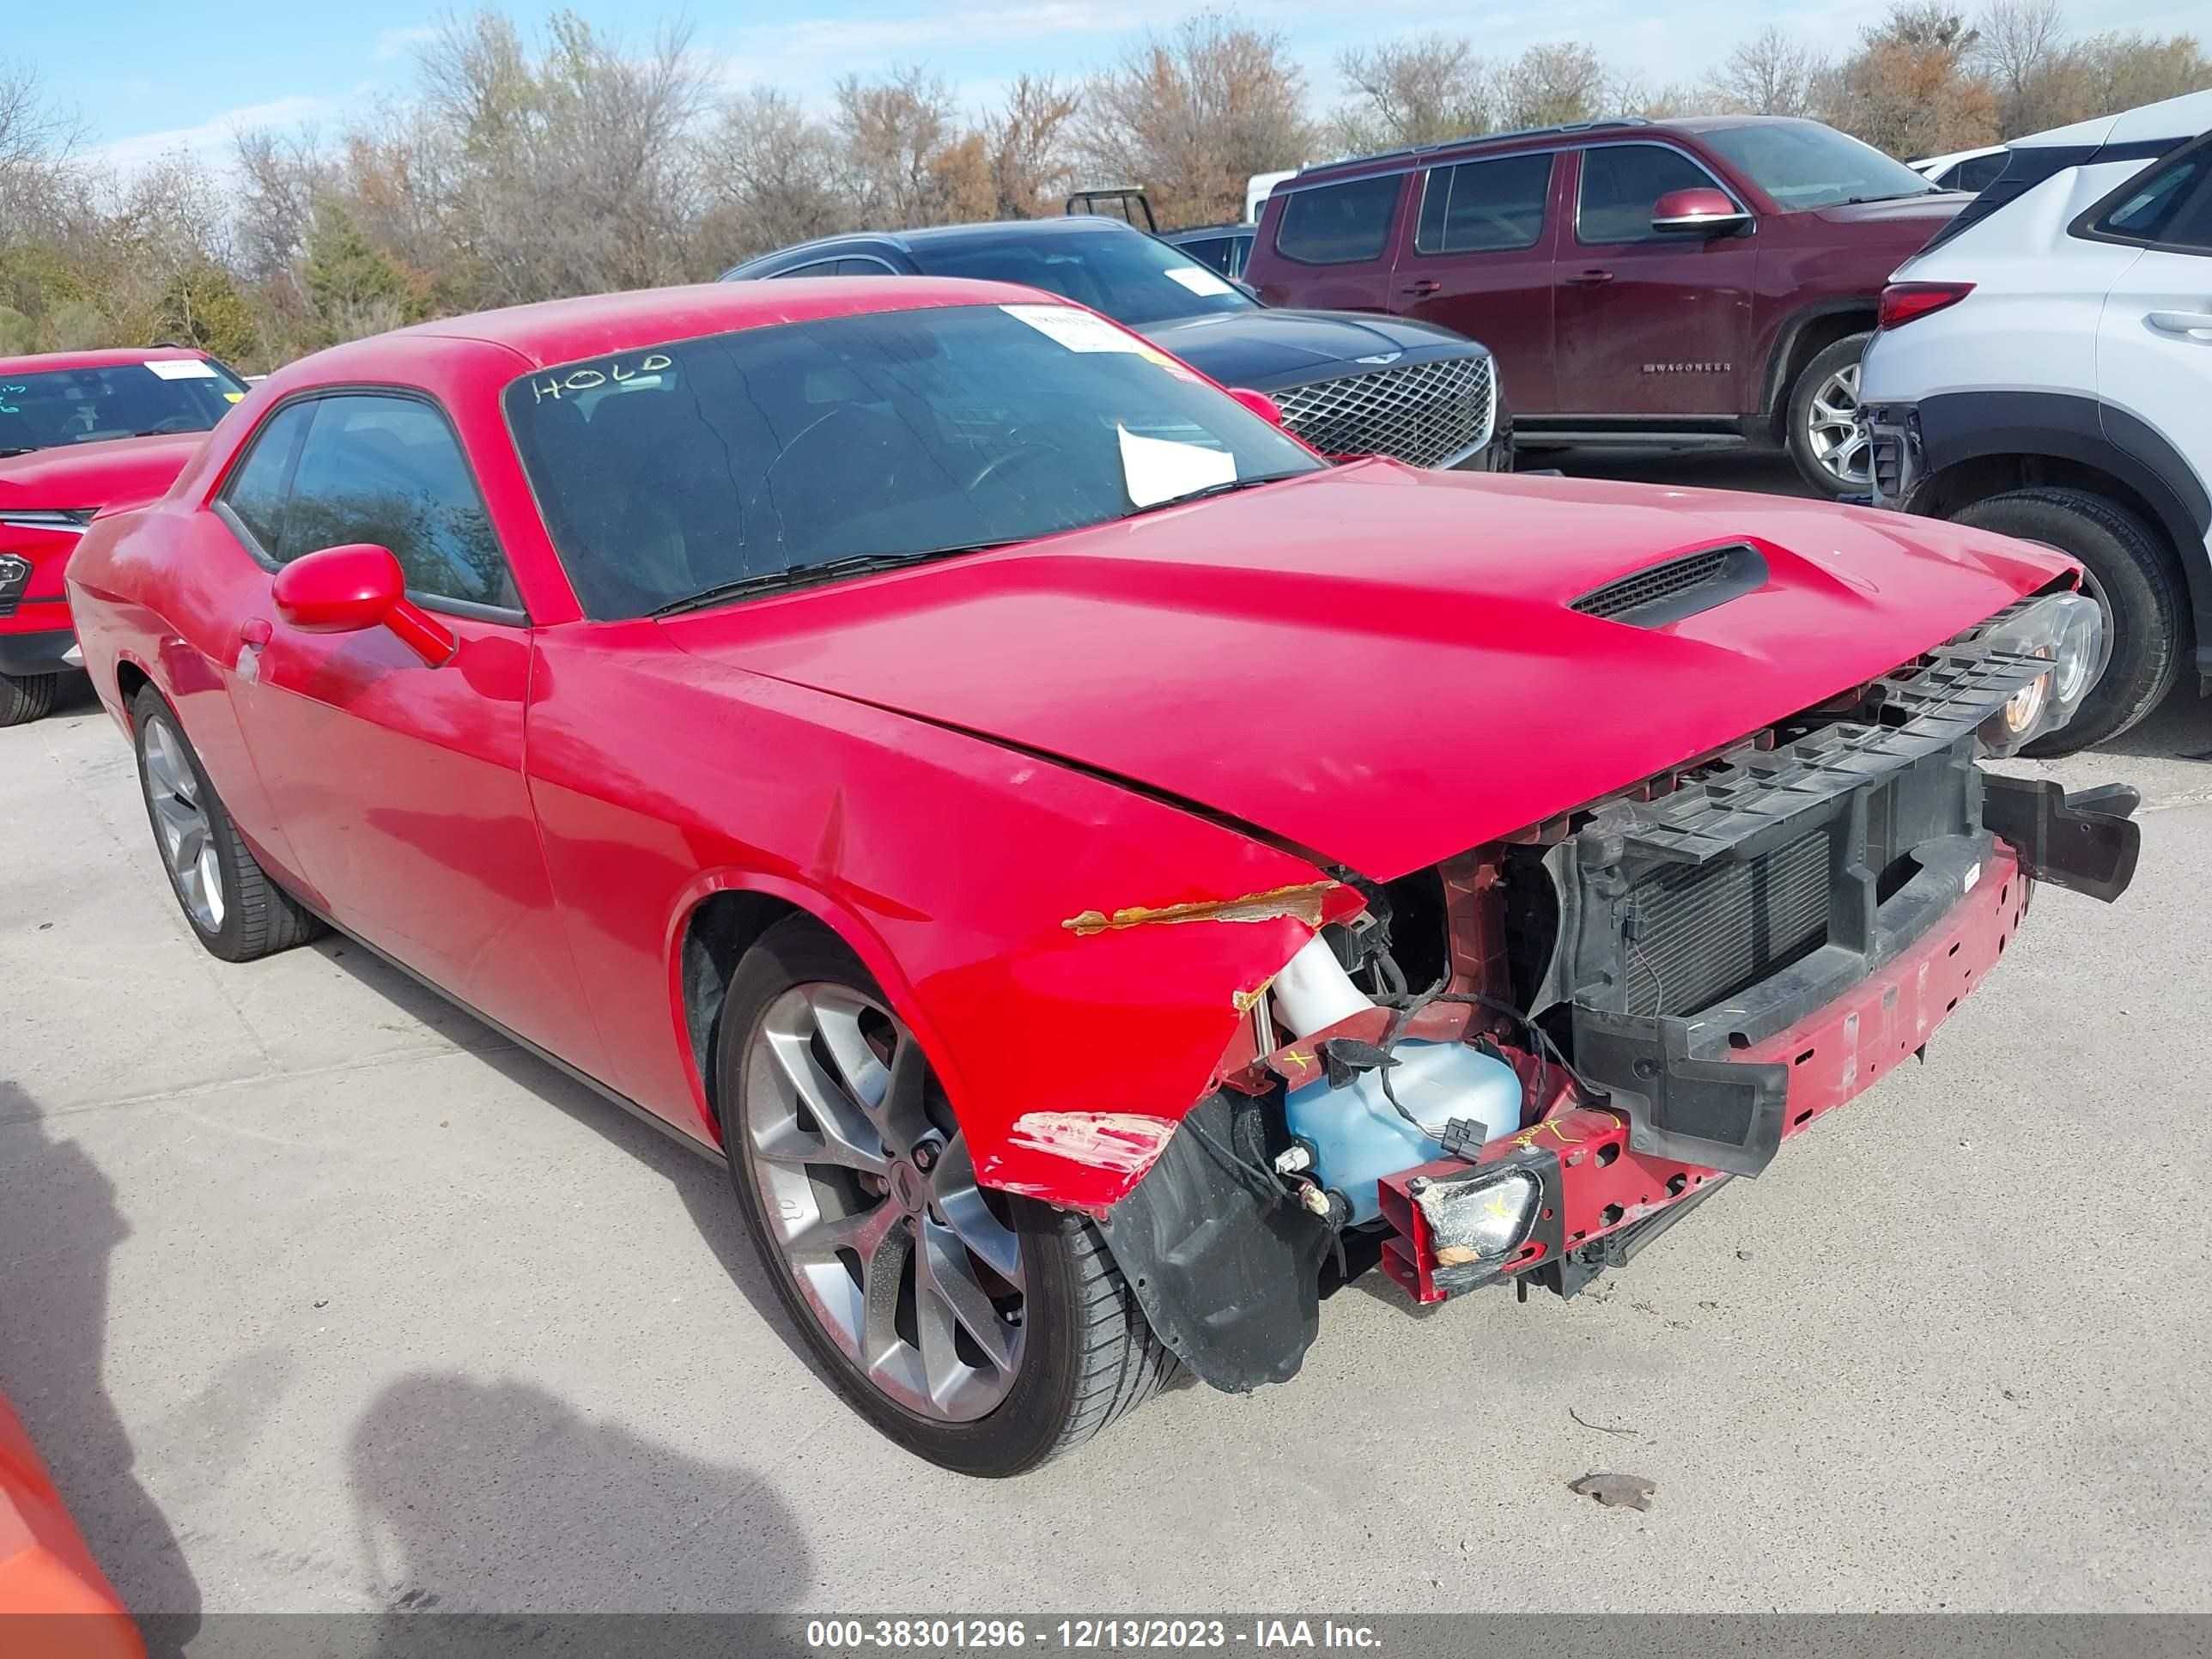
1273 938 1523 1225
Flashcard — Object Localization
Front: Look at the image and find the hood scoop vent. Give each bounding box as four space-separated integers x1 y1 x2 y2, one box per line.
1571 543 1768 628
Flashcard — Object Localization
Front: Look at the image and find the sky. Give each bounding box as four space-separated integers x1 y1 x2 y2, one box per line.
15 0 2209 175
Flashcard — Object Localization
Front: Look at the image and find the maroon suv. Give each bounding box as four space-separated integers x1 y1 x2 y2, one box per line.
1244 116 1965 495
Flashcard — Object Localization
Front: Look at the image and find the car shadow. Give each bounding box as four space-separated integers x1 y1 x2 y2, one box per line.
0 1081 203 1656
309 939 840 1397
333 1372 813 1650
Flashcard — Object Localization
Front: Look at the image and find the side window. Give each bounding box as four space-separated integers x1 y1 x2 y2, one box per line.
1577 145 1729 244
1274 175 1401 265
2093 149 2212 253
218 403 314 561
1415 153 1553 254
834 258 896 275
771 260 840 279
1176 237 1235 276
285 395 520 611
1954 153 2007 192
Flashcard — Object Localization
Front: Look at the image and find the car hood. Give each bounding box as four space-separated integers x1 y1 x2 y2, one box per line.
1139 308 1484 390
0 433 207 512
1811 192 1969 233
663 464 2066 880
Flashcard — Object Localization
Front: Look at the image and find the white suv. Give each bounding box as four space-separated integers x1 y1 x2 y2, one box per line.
1861 89 2212 754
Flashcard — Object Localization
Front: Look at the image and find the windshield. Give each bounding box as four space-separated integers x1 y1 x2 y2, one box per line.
902 226 1258 328
0 358 246 455
505 303 1322 619
1699 121 1938 210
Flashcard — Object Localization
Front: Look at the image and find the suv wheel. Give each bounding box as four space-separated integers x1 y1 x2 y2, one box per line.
1787 332 1874 497
717 916 1176 1476
1951 487 2183 755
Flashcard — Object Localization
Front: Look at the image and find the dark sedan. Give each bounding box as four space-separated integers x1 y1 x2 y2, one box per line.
723 218 1510 474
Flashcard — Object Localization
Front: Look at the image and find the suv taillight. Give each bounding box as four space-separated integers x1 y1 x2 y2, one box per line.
1878 282 1975 330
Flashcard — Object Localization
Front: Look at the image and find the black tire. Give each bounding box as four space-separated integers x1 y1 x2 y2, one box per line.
1951 487 2183 756
131 686 325 962
716 915 1175 1476
0 671 58 727
1785 331 1874 498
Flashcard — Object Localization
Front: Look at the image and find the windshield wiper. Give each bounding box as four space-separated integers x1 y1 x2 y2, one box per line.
0 446 39 459
1118 469 1310 520
650 540 1026 618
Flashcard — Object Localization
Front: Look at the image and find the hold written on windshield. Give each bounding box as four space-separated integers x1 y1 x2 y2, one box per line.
530 353 673 404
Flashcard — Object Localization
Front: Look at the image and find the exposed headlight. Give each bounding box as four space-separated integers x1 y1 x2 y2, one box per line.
1411 1165 1540 1268
1972 592 2105 756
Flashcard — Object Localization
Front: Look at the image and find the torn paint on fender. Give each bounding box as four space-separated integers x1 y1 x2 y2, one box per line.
1061 880 1338 938
1005 1110 1179 1174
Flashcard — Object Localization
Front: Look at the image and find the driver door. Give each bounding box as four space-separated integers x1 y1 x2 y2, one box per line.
213 392 600 1068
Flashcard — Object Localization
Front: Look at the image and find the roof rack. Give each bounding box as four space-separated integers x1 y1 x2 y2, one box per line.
1309 117 1651 176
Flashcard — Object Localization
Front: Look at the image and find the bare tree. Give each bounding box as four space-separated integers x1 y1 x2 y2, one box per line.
1495 43 1607 129
1973 0 2072 132
416 9 713 307
234 129 331 283
1073 15 1315 229
0 59 83 245
1331 34 1492 152
2074 31 2212 120
834 65 983 227
981 75 1082 219
702 89 856 260
1711 27 1831 116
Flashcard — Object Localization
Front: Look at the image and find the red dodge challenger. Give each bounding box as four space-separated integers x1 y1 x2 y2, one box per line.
64 281 2138 1476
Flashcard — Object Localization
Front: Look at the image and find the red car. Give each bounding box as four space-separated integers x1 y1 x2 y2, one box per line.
66 281 2137 1476
1 347 250 725
1243 116 1964 495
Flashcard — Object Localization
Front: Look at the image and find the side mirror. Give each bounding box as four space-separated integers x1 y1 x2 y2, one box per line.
1650 187 1751 237
271 544 458 667
1228 386 1286 427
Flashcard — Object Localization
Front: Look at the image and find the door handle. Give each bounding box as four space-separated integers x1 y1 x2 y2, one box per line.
240 618 271 647
1399 277 1442 295
1567 268 1615 286
2147 310 2212 337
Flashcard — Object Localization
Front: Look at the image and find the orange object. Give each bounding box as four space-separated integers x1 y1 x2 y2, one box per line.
0 1394 143 1657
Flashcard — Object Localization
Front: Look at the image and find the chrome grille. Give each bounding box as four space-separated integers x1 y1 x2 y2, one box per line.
1271 355 1495 470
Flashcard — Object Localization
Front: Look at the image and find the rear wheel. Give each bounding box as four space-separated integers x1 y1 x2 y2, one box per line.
1950 487 2183 755
1786 332 1875 497
0 671 57 727
131 686 324 961
716 917 1174 1475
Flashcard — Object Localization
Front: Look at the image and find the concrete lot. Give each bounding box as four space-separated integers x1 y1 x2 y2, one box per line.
4 477 2211 1622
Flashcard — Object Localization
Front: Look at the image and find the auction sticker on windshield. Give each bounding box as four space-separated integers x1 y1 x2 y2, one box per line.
1164 266 1235 297
144 359 219 380
1000 304 1147 354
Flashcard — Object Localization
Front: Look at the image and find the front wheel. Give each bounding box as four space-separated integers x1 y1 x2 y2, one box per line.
131 686 325 961
716 917 1175 1475
1786 332 1874 497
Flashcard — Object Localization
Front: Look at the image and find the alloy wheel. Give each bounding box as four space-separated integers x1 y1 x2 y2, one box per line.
1805 362 1871 489
742 982 1027 1423
142 716 224 934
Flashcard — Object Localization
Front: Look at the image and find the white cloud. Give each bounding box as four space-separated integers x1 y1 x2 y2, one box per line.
374 23 441 64
87 94 338 177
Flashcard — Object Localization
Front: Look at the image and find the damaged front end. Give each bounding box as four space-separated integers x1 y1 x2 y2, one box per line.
1094 592 2141 1393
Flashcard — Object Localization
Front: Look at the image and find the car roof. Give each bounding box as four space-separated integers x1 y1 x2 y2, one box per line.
0 345 210 377
730 216 1150 273
1164 223 1250 238
272 277 1060 383
1284 114 1811 185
